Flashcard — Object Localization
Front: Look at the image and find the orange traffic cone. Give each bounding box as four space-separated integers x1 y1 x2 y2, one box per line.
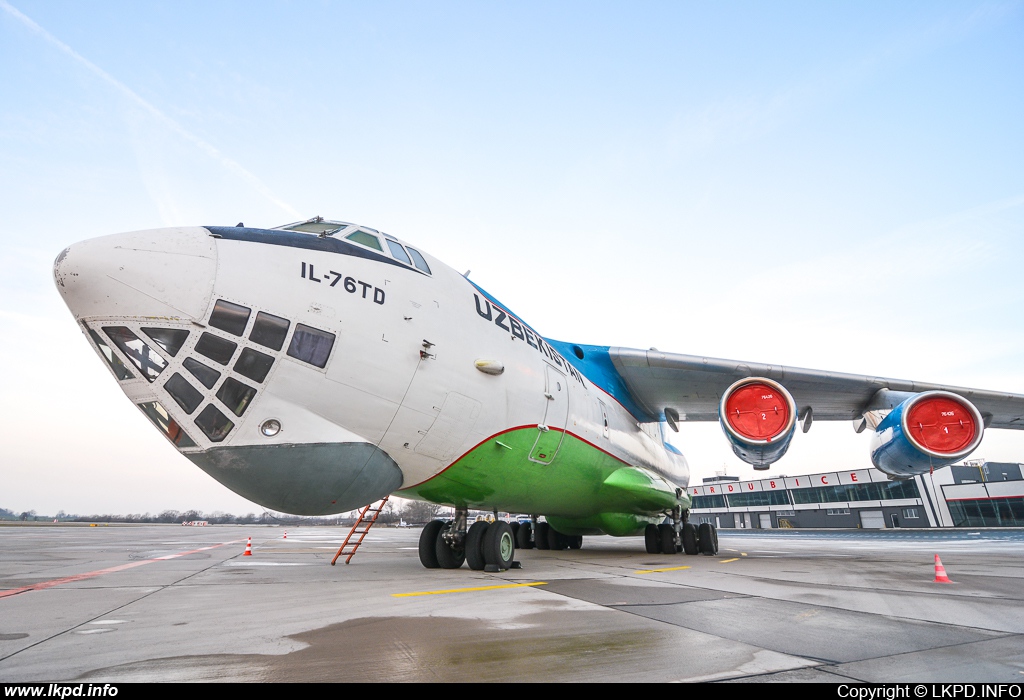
933 554 952 583
244 537 253 556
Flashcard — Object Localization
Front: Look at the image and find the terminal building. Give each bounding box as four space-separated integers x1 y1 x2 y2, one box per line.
688 461 1024 529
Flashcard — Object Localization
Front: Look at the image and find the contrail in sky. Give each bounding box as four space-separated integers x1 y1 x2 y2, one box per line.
0 0 301 218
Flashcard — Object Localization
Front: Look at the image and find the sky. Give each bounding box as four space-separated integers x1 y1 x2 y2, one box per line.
1 1 1023 516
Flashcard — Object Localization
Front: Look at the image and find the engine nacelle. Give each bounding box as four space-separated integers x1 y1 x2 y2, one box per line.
719 377 797 470
870 391 984 478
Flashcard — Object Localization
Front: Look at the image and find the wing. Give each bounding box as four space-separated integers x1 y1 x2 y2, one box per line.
608 347 1024 429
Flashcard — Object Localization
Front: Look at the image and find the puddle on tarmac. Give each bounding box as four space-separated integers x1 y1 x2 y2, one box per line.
77 610 670 682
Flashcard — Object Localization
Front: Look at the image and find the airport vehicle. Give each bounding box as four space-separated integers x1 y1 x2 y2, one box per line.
53 218 1024 570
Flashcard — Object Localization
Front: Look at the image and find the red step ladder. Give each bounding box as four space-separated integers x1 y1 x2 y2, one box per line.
331 496 389 565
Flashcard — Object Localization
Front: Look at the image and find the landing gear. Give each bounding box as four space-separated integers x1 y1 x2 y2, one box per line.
419 511 517 571
658 523 676 554
418 520 445 569
465 521 489 571
534 522 551 550
698 522 719 556
516 521 534 549
644 524 660 554
482 521 515 570
682 523 699 555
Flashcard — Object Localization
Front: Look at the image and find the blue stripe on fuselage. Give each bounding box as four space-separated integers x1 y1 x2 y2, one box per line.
205 226 423 273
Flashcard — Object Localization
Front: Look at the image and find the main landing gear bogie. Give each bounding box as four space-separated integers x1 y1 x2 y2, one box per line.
645 511 718 557
419 512 519 571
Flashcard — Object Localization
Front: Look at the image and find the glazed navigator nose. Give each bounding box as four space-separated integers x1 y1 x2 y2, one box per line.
54 227 217 321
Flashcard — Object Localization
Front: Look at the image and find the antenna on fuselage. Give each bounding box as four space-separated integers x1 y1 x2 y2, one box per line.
463 269 471 278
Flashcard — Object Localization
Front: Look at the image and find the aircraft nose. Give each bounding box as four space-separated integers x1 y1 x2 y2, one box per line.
54 226 217 322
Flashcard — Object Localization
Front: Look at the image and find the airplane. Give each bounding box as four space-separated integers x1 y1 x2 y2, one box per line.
53 217 1024 571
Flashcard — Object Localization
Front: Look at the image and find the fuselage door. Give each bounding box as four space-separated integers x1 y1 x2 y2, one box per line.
530 364 569 464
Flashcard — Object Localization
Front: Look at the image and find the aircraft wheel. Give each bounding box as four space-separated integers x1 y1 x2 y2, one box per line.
483 521 515 570
682 523 699 555
535 522 551 550
516 521 534 549
465 521 488 571
644 524 661 554
699 523 718 556
435 522 465 569
418 520 445 568
547 524 566 550
658 524 676 555
510 521 520 539
568 535 583 550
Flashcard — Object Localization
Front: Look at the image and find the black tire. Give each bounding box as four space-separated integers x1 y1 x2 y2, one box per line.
547 524 565 550
682 523 699 555
465 521 488 571
658 524 675 555
568 535 583 550
516 521 534 549
699 523 718 556
483 521 515 569
435 522 465 569
418 520 444 568
510 522 520 539
535 522 551 550
644 524 661 554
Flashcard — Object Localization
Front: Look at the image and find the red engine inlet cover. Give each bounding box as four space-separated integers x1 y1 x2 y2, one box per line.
724 382 791 441
906 395 977 454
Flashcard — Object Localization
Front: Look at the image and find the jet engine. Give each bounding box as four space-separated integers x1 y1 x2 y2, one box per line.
718 377 797 470
870 391 984 478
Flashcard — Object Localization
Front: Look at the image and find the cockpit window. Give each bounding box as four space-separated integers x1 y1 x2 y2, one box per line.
277 217 350 235
217 377 257 417
183 357 221 389
385 238 413 266
142 328 189 357
195 332 237 366
87 327 133 380
165 372 203 414
235 347 274 383
345 230 383 251
138 401 197 448
406 247 431 274
287 324 335 368
194 404 234 442
209 300 251 337
249 311 290 351
103 326 167 382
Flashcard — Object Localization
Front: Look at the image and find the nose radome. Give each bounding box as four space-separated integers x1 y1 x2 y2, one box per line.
54 227 217 321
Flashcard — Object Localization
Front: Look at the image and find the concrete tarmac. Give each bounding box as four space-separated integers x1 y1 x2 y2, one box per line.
1 524 1022 682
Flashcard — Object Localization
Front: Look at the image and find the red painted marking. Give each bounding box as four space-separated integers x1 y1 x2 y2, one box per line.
0 540 243 600
907 395 976 453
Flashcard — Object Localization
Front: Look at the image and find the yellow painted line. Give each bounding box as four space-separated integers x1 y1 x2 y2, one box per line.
392 582 547 598
741 552 748 556
720 558 740 563
634 565 691 574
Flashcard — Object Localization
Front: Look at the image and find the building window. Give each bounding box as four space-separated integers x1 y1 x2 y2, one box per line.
826 508 851 516
903 508 920 519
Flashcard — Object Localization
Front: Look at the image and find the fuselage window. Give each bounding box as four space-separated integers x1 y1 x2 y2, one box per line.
234 347 274 383
209 300 251 337
345 230 383 251
138 401 197 448
102 326 167 382
216 377 256 417
249 311 290 351
142 328 190 357
87 327 133 380
195 333 238 366
385 238 413 265
194 404 234 442
287 324 335 368
183 357 221 389
164 373 203 414
406 247 431 274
